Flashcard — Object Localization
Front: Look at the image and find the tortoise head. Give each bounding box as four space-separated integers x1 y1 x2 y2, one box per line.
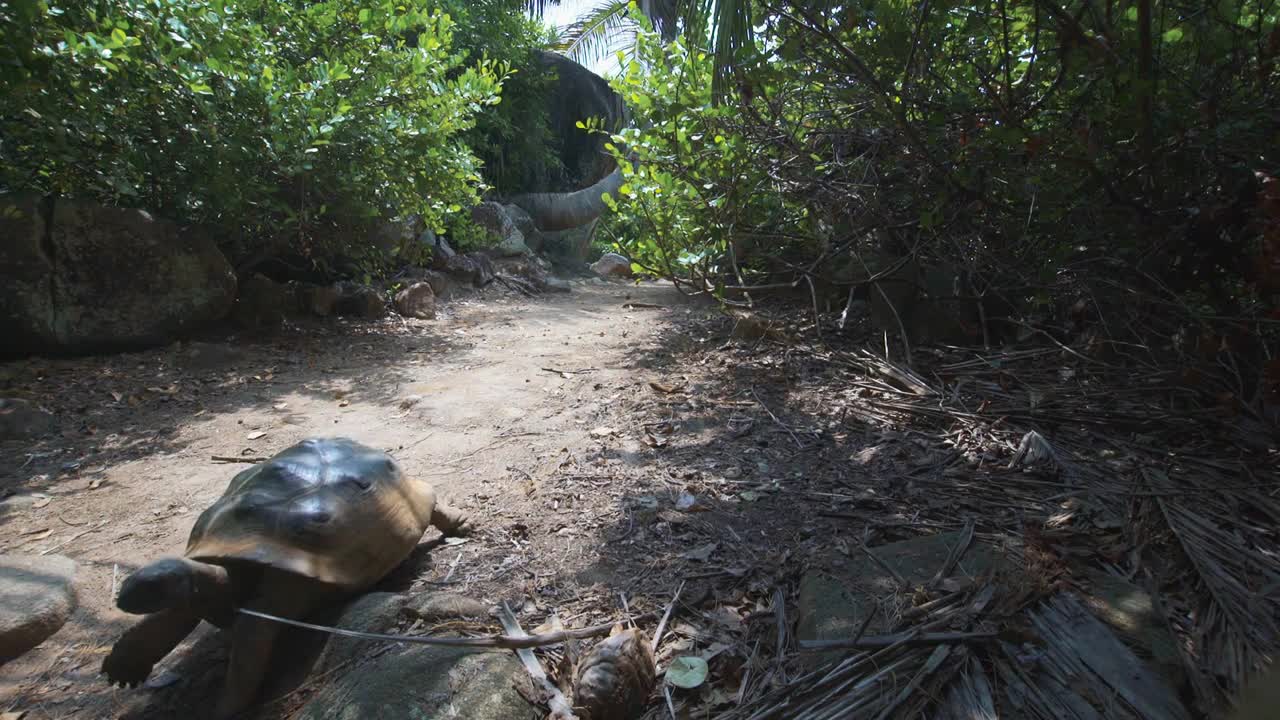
117 558 231 615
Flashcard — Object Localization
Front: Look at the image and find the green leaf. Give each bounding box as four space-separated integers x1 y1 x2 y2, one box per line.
666 657 709 689
1162 28 1184 43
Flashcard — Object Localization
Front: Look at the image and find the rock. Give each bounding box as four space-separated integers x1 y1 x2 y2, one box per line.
471 202 514 238
233 274 289 329
503 204 540 251
421 269 461 300
492 231 531 258
0 195 237 354
393 283 436 320
295 644 536 720
0 398 56 441
591 252 633 278
425 231 457 263
291 281 340 317
316 593 407 673
443 253 496 288
333 283 386 320
536 50 625 191
402 593 490 622
796 532 1003 667
472 202 530 257
0 554 77 662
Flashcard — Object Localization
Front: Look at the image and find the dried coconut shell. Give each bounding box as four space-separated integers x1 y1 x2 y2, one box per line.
573 627 656 720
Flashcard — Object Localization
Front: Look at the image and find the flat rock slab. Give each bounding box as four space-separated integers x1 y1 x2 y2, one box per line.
0 554 77 663
295 645 537 720
796 531 1004 667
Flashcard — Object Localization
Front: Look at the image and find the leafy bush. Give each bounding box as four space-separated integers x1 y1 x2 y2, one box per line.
601 2 1279 321
0 0 509 266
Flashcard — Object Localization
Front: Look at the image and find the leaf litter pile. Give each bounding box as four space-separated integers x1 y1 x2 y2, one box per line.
478 302 1277 720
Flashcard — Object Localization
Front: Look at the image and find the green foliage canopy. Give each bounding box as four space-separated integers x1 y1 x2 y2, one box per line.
0 0 509 263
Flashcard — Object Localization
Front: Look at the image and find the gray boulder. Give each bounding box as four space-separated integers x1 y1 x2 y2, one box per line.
443 253 496 288
0 554 77 662
0 195 237 354
424 230 457 264
298 590 535 720
590 253 632 278
295 645 537 720
393 283 437 320
472 202 530 258
316 593 408 673
290 281 341 317
333 283 386 320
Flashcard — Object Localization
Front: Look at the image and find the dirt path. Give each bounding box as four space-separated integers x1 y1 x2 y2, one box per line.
0 280 695 719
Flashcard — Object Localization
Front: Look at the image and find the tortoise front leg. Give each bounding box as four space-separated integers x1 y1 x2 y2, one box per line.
103 609 200 687
431 501 471 536
214 572 315 720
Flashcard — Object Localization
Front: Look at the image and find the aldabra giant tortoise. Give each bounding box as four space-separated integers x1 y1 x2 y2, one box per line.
102 437 468 718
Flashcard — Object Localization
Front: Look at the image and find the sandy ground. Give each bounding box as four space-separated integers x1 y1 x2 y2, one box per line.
1 280 700 718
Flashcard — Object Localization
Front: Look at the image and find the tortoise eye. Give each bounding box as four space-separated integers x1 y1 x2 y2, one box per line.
347 474 373 491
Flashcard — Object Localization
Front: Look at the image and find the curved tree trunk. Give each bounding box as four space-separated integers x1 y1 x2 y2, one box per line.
508 164 625 232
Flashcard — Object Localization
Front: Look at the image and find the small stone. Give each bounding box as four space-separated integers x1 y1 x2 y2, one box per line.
403 593 490 622
393 283 437 320
590 253 632 278
0 554 77 663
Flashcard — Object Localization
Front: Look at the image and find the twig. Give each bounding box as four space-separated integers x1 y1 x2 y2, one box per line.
237 608 655 649
211 455 269 464
653 581 684 649
751 387 805 448
857 538 910 590
541 367 598 375
926 520 975 590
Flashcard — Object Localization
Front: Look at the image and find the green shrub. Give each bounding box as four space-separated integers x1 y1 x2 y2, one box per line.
0 0 508 265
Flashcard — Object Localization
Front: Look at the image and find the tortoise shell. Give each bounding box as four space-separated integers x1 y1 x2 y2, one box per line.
185 438 436 590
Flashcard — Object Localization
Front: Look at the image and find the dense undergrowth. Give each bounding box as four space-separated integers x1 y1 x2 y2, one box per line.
0 0 554 270
594 1 1279 420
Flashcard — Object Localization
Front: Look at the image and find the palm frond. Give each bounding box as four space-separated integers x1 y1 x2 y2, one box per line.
523 0 561 17
553 0 637 68
709 0 752 100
